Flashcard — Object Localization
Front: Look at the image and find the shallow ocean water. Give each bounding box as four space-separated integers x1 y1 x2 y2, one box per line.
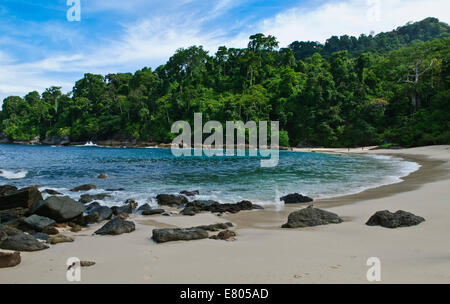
0 144 420 207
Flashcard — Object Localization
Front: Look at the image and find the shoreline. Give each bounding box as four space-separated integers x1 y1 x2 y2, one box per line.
1 145 449 283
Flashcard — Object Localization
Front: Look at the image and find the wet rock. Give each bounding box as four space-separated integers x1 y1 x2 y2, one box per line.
115 212 129 220
210 230 236 241
27 196 84 223
87 206 112 222
366 210 425 228
156 194 188 207
209 200 254 214
0 186 43 211
117 199 138 214
0 251 21 268
0 185 18 196
282 206 343 228
0 225 49 251
194 222 233 231
79 193 112 204
137 203 152 213
43 189 62 195
180 190 200 197
70 184 97 192
106 188 125 192
98 174 108 179
47 234 74 245
280 193 314 204
21 215 55 232
152 228 209 243
72 212 100 226
252 204 265 210
0 208 28 224
94 218 135 235
181 206 196 216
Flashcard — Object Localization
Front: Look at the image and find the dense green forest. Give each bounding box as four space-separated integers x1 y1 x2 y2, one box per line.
1 17 449 147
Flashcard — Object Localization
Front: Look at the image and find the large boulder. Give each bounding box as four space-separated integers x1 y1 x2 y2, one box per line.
282 206 343 228
94 218 135 235
0 251 21 268
28 196 85 223
70 184 97 192
0 185 18 196
79 193 111 204
21 215 55 232
366 210 425 228
0 207 28 224
152 228 209 243
0 186 43 211
0 225 49 251
87 206 113 222
156 194 188 207
280 193 314 204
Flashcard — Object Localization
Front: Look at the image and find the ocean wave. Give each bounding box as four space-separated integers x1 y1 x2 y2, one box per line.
0 169 28 179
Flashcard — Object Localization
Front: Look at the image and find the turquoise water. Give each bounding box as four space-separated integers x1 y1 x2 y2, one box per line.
0 144 420 207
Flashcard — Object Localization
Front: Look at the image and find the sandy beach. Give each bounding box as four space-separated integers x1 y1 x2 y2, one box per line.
1 145 449 284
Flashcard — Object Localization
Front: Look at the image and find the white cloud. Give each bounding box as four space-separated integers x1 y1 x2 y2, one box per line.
260 0 450 46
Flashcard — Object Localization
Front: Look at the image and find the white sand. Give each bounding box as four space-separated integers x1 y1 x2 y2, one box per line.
1 145 449 283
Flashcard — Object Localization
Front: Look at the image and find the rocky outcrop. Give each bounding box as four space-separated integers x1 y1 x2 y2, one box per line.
79 193 111 204
70 184 97 192
41 135 70 146
180 190 200 197
156 194 188 207
21 215 55 232
152 228 209 243
0 207 27 224
366 210 425 228
280 193 314 204
0 225 49 251
27 196 85 223
0 186 43 211
0 251 21 268
282 206 343 228
182 200 255 215
94 218 135 235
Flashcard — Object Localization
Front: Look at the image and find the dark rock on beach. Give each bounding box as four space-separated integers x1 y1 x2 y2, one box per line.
72 212 100 226
94 218 135 235
180 190 200 197
85 202 101 211
87 206 113 222
0 225 49 251
47 234 74 245
210 230 236 241
366 210 425 228
0 186 43 211
70 184 97 192
280 193 314 204
194 222 233 231
152 228 209 243
142 208 165 216
282 206 343 228
21 214 56 232
0 251 21 268
182 200 255 215
32 232 50 241
28 196 85 223
137 203 152 213
157 194 188 207
0 207 28 224
79 193 112 204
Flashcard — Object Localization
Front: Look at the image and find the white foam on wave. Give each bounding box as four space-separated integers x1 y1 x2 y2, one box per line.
0 169 28 179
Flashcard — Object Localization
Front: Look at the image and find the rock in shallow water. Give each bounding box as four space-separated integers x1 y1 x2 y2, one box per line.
0 251 21 268
94 218 135 235
157 194 189 207
366 210 425 228
0 225 49 251
282 206 343 228
79 193 112 204
70 184 97 192
280 193 314 204
152 228 209 243
180 190 200 197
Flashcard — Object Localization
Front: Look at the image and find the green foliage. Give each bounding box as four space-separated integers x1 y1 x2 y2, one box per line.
0 18 449 148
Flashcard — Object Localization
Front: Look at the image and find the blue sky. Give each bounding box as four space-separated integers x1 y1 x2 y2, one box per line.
0 0 449 103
